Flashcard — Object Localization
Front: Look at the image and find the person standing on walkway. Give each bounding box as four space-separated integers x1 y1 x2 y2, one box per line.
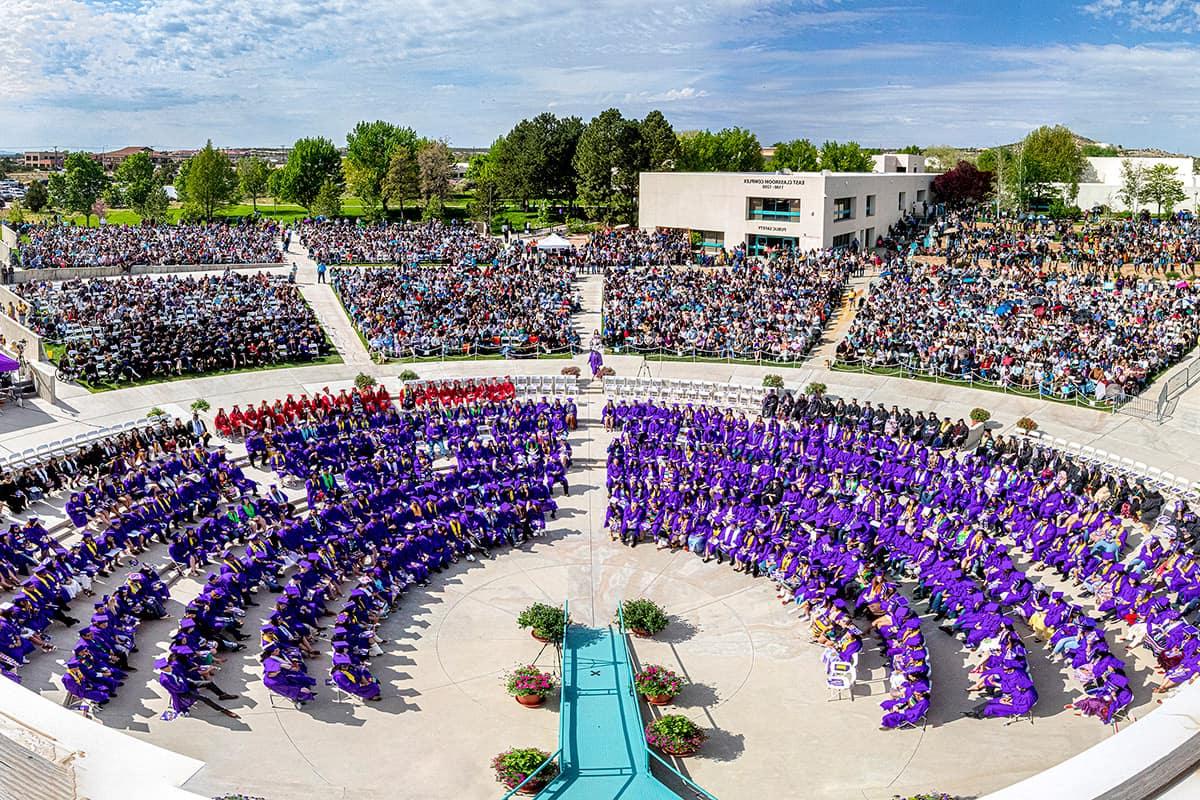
317 261 327 284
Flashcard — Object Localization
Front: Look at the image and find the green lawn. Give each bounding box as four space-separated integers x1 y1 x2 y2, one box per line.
2 188 605 233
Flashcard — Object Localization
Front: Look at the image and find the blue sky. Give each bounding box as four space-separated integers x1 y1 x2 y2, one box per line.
3 0 1200 153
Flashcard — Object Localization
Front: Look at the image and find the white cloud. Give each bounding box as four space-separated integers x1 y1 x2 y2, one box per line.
2 1 1200 155
1081 0 1200 32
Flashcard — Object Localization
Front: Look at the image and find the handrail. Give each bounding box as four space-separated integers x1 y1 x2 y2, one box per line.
558 599 568 768
499 599 568 799
499 747 563 800
647 750 720 800
615 602 647 769
616 601 719 800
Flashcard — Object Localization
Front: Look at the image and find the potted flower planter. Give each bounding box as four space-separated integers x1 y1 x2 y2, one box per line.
505 664 557 709
645 714 707 759
661 744 698 758
492 747 559 795
620 599 670 638
515 780 549 795
518 603 567 644
634 664 684 706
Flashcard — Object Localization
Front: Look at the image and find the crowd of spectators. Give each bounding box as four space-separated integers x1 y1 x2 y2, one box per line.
602 251 864 361
18 221 282 269
938 215 1200 277
296 220 502 266
835 260 1200 400
331 259 579 358
14 272 329 385
576 227 692 267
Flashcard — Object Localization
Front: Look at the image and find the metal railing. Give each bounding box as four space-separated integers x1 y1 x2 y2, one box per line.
1120 357 1200 423
499 599 568 799
616 603 719 800
608 341 827 369
370 340 579 364
832 354 1123 413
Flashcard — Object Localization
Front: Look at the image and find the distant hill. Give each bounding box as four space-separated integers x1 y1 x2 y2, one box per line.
952 131 1192 160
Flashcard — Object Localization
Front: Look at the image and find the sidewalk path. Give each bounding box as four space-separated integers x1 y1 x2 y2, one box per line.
284 236 373 366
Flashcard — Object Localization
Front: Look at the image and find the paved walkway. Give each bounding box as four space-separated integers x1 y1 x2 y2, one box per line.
575 274 603 344
284 237 373 366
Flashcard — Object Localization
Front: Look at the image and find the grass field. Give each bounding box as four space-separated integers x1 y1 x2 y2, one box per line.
1 189 589 234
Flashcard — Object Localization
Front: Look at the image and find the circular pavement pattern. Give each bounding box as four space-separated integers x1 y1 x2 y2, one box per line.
17 396 1154 800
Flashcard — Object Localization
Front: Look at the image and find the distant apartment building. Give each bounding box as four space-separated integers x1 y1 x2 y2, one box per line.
22 151 65 170
95 146 174 171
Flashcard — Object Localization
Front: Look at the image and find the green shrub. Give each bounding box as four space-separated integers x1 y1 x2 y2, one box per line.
517 603 568 642
354 372 377 389
491 747 559 790
805 381 827 396
398 368 419 381
969 407 990 424
621 598 670 635
762 374 784 388
1016 416 1038 432
190 399 211 413
146 407 167 418
645 714 706 753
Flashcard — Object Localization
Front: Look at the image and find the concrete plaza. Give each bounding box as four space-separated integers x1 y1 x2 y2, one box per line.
3 389 1179 800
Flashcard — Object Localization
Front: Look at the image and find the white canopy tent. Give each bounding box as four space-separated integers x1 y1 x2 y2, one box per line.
535 233 572 251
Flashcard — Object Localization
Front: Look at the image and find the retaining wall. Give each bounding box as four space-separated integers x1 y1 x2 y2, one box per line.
10 261 284 284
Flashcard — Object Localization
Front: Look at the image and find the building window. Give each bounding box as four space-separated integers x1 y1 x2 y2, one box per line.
865 194 876 217
695 230 725 250
898 191 906 211
747 197 801 220
864 227 875 247
832 232 855 249
916 189 926 202
833 197 854 221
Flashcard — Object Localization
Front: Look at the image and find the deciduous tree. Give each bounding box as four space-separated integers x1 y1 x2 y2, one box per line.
417 139 452 204
114 151 162 219
767 139 820 171
466 152 502 229
1117 159 1145 215
237 157 271 213
277 137 343 211
49 152 109 225
931 161 994 207
677 127 763 172
573 108 647 223
818 140 873 172
1144 163 1187 216
1020 125 1086 203
24 181 48 213
344 120 419 220
175 141 239 220
383 147 419 219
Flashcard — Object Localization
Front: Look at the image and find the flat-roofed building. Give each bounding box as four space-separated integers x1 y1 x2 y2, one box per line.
639 166 934 255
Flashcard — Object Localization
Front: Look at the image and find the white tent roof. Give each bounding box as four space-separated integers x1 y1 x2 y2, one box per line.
536 233 572 250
